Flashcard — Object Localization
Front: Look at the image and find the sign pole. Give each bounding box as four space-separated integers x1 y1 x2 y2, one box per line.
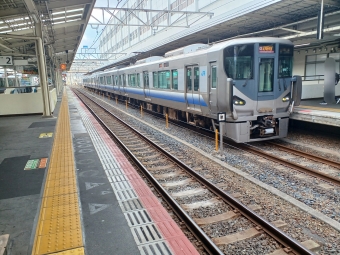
217 112 226 154
220 123 223 153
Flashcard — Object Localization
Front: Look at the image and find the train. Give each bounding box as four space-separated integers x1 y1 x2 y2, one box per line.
83 37 302 143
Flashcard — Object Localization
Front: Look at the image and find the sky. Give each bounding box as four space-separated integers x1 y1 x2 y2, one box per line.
77 0 119 53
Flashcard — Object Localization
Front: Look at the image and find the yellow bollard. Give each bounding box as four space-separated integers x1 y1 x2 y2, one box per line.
140 105 143 117
215 129 219 151
166 114 168 129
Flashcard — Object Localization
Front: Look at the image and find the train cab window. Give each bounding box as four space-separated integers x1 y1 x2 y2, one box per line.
279 44 293 78
186 68 192 91
172 70 178 90
211 66 217 88
194 67 199 91
224 44 254 80
137 73 141 87
143 71 149 88
106 76 112 85
153 72 159 88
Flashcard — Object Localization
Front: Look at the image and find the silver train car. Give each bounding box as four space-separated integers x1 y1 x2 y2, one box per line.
83 37 302 142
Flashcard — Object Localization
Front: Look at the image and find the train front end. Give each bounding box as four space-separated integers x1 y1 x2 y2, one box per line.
220 39 301 142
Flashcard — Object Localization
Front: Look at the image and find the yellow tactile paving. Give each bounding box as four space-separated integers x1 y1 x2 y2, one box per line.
32 92 84 255
50 248 85 255
38 215 81 236
42 193 78 208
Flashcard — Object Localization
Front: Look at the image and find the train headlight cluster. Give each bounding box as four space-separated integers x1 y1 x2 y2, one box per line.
282 93 291 102
233 96 246 106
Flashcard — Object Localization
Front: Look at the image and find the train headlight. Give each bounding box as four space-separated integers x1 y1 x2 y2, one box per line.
233 96 246 106
282 93 291 102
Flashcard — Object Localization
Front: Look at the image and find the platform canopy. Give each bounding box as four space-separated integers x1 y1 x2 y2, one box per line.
84 0 340 74
0 0 95 71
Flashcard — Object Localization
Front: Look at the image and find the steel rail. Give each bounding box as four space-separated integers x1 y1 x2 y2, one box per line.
267 141 340 170
74 88 314 255
237 143 340 186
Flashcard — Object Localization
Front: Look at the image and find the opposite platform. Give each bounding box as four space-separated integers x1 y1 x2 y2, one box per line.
291 98 340 127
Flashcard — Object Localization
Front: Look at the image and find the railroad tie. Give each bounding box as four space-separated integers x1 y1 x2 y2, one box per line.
161 178 193 187
193 204 261 226
181 198 220 210
212 220 287 245
153 171 183 179
171 188 206 198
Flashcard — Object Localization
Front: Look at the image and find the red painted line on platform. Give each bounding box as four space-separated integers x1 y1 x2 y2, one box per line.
75 95 199 255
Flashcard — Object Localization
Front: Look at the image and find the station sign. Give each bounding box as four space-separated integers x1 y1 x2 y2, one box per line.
60 63 67 70
0 56 13 65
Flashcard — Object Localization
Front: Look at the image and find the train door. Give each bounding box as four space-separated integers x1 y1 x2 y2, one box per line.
114 75 120 94
122 74 127 96
257 57 275 111
209 63 218 113
112 75 116 92
185 65 201 110
143 71 151 100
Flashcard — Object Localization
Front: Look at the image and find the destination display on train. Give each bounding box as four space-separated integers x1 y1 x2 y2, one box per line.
259 45 274 53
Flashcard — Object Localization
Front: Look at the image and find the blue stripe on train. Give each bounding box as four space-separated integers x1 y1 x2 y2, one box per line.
98 85 208 107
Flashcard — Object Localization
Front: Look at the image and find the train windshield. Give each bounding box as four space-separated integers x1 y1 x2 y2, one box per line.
224 44 254 80
278 44 293 78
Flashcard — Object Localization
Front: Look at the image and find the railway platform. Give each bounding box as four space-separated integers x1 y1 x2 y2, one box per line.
0 87 198 255
291 98 340 127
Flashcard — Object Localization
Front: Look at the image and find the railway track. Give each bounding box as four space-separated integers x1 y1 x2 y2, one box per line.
94 88 340 187
74 88 315 255
238 142 340 187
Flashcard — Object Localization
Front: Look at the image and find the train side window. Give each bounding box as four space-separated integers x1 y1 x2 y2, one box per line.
128 74 136 86
158 71 170 89
115 75 118 86
137 73 141 87
143 71 149 88
172 69 178 90
211 66 217 88
112 75 115 85
194 67 199 91
106 76 112 85
153 72 158 88
100 77 104 84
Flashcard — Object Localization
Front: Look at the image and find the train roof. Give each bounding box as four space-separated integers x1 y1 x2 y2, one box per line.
209 37 293 51
93 37 293 76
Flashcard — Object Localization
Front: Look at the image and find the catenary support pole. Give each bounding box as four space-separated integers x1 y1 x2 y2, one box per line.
35 22 52 116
